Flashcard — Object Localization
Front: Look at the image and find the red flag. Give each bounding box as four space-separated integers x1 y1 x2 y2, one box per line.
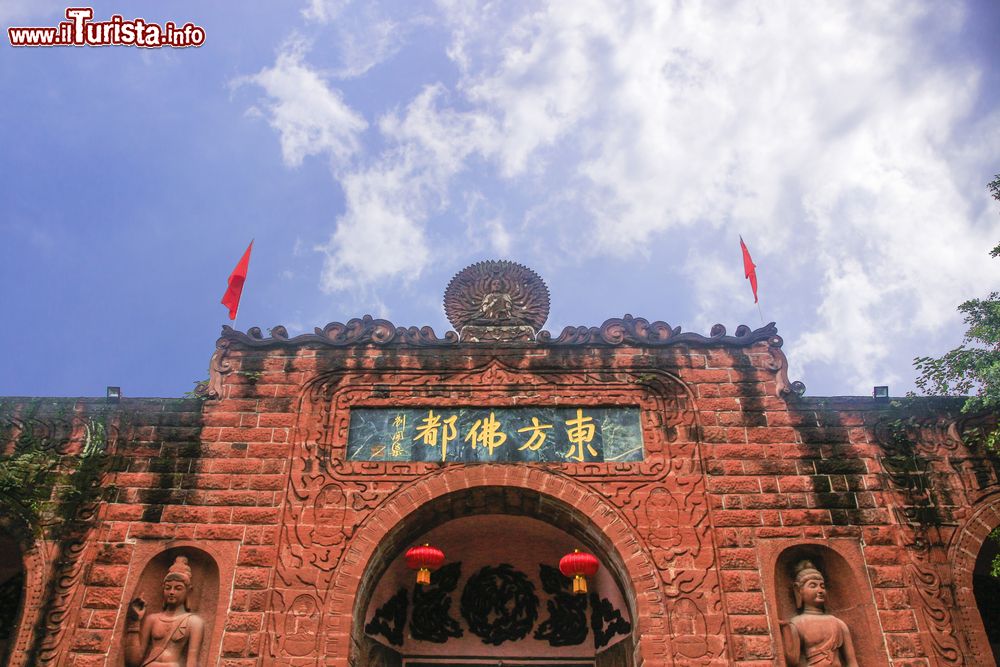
739 236 758 303
221 241 253 320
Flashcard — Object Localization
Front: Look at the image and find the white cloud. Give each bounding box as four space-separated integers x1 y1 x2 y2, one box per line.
301 0 350 24
318 85 498 292
249 0 1000 393
233 38 367 168
426 0 998 392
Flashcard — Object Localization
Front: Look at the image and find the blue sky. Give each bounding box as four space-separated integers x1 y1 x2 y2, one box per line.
2 0 998 398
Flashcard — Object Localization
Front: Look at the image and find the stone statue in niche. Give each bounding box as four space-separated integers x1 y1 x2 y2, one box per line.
124 556 205 667
779 560 858 667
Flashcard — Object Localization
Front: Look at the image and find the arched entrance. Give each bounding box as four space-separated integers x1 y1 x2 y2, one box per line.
951 495 1000 666
323 466 668 667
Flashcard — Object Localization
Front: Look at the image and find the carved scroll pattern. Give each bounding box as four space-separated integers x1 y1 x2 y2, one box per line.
874 418 977 666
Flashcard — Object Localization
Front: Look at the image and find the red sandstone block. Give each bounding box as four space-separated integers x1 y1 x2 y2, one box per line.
712 445 769 460
721 571 742 591
205 459 264 474
225 613 263 633
204 412 243 427
743 494 790 510
129 523 173 540
255 525 281 545
698 384 721 398
780 509 830 526
756 527 802 539
719 548 758 570
229 590 269 612
69 629 111 653
823 525 862 539
879 610 918 632
96 543 133 565
746 426 797 443
729 614 770 635
219 427 274 442
869 565 906 587
864 526 896 545
68 654 107 667
713 510 762 527
875 588 912 610
234 567 271 589
222 632 250 656
86 564 129 586
194 523 243 540
237 546 278 567
685 368 733 383
247 443 289 457
731 634 773 660
249 475 286 491
744 460 798 475
725 592 767 616
113 472 160 488
885 633 921 658
160 505 227 524
240 413 259 427
759 477 779 493
864 545 903 566
706 477 761 494
88 610 118 629
257 413 295 428
104 504 146 521
260 459 286 475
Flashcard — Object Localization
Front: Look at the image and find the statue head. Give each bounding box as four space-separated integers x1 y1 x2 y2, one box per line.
792 559 826 611
162 556 193 609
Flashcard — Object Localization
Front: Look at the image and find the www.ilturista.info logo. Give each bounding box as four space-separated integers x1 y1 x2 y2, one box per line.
8 8 205 48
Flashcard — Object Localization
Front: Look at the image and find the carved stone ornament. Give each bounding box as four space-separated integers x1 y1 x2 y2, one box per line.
444 260 550 342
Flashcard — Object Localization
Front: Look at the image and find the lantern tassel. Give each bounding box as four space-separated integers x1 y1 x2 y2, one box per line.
573 574 587 594
417 568 431 585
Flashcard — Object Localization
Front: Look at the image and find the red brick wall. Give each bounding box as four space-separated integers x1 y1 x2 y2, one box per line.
1 337 995 667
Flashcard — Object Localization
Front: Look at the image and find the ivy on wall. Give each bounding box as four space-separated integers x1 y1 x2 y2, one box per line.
0 402 117 539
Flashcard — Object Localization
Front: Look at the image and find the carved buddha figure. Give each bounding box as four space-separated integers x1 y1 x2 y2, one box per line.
780 560 858 667
476 278 517 323
124 556 205 667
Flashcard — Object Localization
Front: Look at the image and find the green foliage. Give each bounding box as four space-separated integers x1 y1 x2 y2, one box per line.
989 527 1000 578
0 443 59 532
914 176 1000 449
0 413 112 536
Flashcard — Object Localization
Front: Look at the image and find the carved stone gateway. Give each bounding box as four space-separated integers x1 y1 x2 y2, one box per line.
4 260 997 667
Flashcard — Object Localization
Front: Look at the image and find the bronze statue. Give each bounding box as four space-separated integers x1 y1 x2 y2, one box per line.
124 555 205 667
779 560 858 667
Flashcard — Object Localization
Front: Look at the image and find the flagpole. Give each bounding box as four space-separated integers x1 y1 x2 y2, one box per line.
756 302 764 325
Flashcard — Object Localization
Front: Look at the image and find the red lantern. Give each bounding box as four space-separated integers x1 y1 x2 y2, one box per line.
405 544 445 585
559 549 600 594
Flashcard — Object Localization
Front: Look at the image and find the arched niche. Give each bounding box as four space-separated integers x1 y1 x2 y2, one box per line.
112 543 229 667
766 541 888 667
